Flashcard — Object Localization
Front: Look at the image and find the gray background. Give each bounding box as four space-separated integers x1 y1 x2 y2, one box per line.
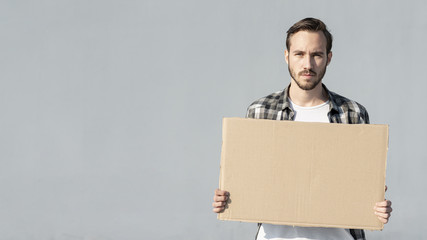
0 0 425 239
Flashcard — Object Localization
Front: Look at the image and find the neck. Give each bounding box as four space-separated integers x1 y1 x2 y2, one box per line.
288 80 329 107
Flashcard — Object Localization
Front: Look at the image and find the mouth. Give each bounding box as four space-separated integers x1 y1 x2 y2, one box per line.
301 74 315 78
299 71 316 78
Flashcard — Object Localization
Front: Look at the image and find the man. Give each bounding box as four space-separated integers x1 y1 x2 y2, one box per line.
212 18 392 240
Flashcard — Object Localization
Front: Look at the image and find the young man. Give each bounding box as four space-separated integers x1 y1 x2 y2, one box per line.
212 18 392 240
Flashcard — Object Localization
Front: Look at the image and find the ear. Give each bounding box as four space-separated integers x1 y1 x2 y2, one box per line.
285 50 289 64
327 51 333 66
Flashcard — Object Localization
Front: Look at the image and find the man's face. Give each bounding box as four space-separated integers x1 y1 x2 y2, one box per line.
285 31 332 91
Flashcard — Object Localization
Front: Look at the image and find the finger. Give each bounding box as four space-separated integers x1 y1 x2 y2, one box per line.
376 200 392 207
215 189 229 196
377 215 389 224
375 211 390 219
212 201 226 208
375 212 390 224
213 195 228 202
212 207 224 213
374 206 393 213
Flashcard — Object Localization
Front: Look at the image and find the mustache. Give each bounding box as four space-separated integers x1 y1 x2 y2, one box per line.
298 70 316 76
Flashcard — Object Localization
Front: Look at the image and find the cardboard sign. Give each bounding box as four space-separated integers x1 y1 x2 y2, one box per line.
218 118 388 230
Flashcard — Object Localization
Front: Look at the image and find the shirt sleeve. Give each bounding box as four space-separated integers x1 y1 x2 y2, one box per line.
362 109 370 124
245 106 255 119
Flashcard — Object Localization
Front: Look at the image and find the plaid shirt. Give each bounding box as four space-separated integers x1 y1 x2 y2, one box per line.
247 84 368 240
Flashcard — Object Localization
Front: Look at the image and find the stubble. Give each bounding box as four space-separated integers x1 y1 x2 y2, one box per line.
288 64 327 91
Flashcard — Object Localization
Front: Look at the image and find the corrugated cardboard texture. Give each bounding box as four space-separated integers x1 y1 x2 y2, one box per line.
218 118 388 230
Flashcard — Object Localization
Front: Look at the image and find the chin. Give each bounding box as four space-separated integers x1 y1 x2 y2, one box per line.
298 81 321 91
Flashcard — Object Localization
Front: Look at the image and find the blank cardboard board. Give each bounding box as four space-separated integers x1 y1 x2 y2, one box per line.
218 118 388 230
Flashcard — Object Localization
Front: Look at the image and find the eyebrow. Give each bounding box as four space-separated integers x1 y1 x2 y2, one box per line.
292 50 304 54
292 50 325 56
311 51 325 56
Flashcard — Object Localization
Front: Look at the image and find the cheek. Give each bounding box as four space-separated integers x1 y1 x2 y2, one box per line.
289 58 303 67
313 60 325 70
318 58 328 66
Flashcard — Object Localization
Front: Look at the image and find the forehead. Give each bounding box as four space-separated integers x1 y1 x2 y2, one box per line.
288 31 327 52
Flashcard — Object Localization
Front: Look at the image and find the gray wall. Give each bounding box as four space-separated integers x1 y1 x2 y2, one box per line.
0 0 425 239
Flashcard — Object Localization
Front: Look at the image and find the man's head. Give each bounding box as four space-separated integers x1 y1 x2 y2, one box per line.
285 18 333 91
286 18 333 55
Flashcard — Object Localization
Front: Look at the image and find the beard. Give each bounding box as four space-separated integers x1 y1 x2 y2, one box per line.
288 64 327 91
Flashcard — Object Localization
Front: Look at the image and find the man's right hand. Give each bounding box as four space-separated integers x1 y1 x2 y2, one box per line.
212 189 229 213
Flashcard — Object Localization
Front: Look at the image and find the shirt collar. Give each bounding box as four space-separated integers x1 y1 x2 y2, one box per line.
280 83 340 114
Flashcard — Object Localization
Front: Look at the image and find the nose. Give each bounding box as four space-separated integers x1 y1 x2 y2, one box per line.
303 56 313 70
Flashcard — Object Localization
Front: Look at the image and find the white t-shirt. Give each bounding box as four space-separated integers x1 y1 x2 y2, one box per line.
290 98 330 123
256 98 354 240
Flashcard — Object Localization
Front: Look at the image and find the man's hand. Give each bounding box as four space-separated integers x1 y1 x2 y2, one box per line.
212 189 229 213
374 185 392 224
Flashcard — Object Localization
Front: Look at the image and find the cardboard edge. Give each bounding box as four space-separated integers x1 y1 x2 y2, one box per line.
380 124 390 230
217 118 227 220
219 217 384 231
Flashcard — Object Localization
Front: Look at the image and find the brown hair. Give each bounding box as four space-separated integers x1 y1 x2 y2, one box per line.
286 18 333 54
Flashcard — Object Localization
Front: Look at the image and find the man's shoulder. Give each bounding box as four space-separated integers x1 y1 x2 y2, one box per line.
246 90 285 119
329 90 368 114
328 90 370 124
247 90 284 110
